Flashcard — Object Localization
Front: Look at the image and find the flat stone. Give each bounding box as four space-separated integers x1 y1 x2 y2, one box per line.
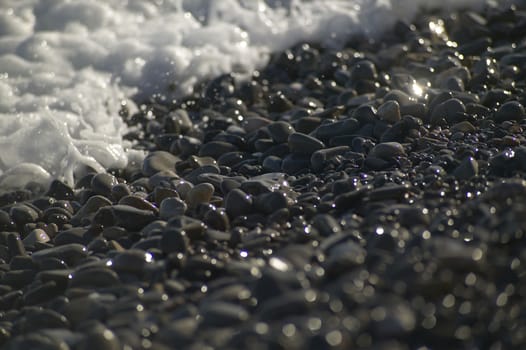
69 267 120 288
31 243 88 266
111 205 157 231
288 132 325 155
142 151 179 177
111 249 153 274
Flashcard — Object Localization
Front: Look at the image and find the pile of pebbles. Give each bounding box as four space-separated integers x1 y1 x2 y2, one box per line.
2 3 526 349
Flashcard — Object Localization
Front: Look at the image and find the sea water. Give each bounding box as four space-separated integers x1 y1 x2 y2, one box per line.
0 0 494 191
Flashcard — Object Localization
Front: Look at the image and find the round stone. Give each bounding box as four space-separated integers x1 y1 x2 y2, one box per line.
185 183 215 209
377 100 401 124
268 121 295 144
369 142 406 160
90 173 118 196
494 101 525 122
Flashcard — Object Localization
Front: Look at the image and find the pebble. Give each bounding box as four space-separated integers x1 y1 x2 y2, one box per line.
494 100 525 122
91 173 118 196
159 197 187 220
288 132 325 155
142 151 180 177
31 244 88 266
368 142 406 160
224 188 253 218
377 100 401 124
268 121 295 144
110 205 157 231
185 182 215 209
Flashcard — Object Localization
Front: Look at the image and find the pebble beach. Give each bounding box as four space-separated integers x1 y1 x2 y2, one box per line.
1 1 526 349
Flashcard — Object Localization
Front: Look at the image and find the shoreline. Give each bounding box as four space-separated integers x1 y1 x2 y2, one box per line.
1 2 526 349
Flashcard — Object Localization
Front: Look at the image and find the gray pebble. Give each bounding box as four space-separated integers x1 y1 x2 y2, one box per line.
377 100 401 124
288 132 325 155
91 173 118 196
142 151 180 177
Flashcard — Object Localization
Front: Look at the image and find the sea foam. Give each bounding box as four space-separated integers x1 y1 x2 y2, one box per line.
0 0 491 191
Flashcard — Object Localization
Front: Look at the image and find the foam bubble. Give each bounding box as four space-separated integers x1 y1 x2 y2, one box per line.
0 0 492 192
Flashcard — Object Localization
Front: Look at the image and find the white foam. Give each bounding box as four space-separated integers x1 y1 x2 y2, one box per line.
0 0 491 191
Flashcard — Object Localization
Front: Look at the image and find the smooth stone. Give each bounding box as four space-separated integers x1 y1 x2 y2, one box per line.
453 156 479 180
349 60 377 81
199 141 237 159
130 235 161 253
377 100 401 124
7 232 28 258
288 132 325 155
254 192 288 215
262 156 283 172
430 98 466 125
267 121 295 144
53 227 89 246
450 121 476 133
69 267 120 288
111 205 157 231
175 136 202 157
31 243 88 266
160 228 189 255
154 187 179 204
185 182 215 208
315 118 359 139
494 101 525 122
224 188 253 218
240 173 289 195
160 197 187 220
111 249 153 274
46 179 75 200
203 208 230 231
369 142 406 160
111 183 131 202
90 173 118 196
10 204 40 226
184 165 220 185
118 195 158 213
71 195 112 225
142 151 180 177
